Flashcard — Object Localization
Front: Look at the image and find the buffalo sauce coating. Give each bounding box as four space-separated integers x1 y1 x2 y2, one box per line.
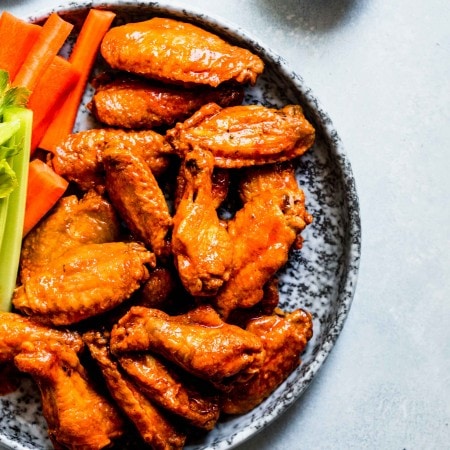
101 17 264 87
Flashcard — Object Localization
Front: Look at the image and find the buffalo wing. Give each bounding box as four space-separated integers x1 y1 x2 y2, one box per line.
19 190 121 282
118 352 220 430
13 242 154 326
110 305 265 390
14 342 124 449
166 103 315 168
101 18 264 87
88 74 244 129
84 331 186 449
213 163 312 318
103 143 172 259
222 309 313 414
0 312 83 364
52 128 172 192
172 149 233 296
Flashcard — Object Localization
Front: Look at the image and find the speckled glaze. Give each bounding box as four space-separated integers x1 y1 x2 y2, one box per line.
0 2 361 450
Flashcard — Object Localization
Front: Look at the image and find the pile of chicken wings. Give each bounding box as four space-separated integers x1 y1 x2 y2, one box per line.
0 15 316 449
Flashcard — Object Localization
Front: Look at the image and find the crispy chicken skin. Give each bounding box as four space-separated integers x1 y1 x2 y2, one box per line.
210 168 230 209
103 143 172 259
174 166 230 211
118 352 220 430
84 331 186 450
14 342 124 450
19 190 121 282
0 312 83 364
52 128 172 192
133 266 181 311
239 162 313 248
13 242 155 326
166 103 315 168
88 74 244 129
172 149 233 296
221 309 313 414
239 161 305 203
110 305 265 390
101 18 264 87
0 13 319 448
228 276 280 326
213 164 312 318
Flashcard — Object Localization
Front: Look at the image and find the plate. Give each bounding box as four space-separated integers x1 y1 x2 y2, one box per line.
0 2 361 449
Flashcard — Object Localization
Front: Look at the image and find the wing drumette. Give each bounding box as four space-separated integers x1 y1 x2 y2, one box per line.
172 149 233 296
110 305 265 391
84 331 186 450
14 342 124 450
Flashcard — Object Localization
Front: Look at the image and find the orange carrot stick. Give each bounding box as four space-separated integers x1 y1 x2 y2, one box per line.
0 12 41 80
13 13 73 91
23 159 68 236
27 56 80 154
39 9 116 152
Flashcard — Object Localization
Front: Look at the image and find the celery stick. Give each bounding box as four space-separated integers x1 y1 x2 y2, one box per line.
0 120 20 146
0 106 32 311
0 195 9 248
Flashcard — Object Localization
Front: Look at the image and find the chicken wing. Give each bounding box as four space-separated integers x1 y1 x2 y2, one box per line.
14 342 124 450
239 162 313 248
239 161 304 203
228 276 280 326
166 103 315 168
13 242 155 326
84 331 186 449
19 190 121 282
101 17 264 87
212 163 312 318
52 128 172 192
88 73 244 129
221 309 313 414
103 143 172 259
110 305 264 391
0 363 21 395
172 149 233 296
0 312 83 364
118 352 220 430
133 266 181 311
174 166 230 211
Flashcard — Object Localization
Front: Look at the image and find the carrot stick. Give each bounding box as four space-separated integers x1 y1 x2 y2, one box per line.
27 56 80 154
39 9 116 153
13 13 73 91
0 12 41 80
23 159 68 236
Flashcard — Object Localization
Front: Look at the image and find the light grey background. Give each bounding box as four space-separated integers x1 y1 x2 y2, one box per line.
2 1 450 449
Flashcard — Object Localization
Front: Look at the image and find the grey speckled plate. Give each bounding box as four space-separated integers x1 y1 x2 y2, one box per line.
0 2 361 449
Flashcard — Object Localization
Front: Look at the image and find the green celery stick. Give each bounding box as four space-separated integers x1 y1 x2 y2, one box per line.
0 195 9 250
0 120 20 147
0 106 32 311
